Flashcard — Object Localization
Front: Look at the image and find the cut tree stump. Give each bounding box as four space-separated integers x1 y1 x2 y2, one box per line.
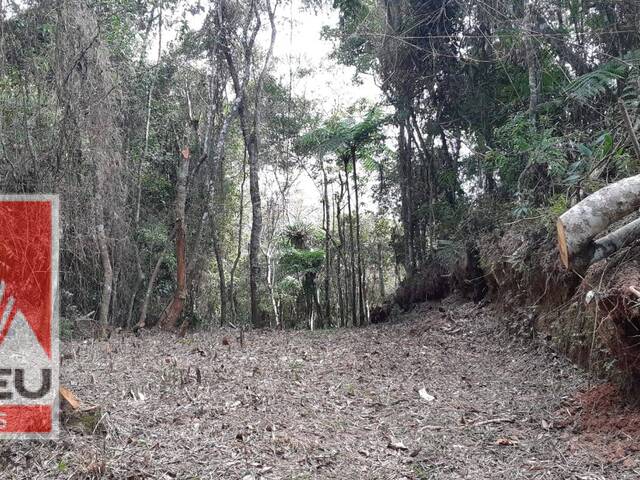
557 174 640 271
59 385 104 435
59 385 81 410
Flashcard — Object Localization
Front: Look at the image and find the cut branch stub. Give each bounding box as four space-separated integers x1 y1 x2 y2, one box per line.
557 174 640 270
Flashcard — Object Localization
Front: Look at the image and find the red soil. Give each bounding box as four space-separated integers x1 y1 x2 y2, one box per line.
562 383 640 464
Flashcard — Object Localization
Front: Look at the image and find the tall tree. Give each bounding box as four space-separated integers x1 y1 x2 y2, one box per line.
218 0 278 326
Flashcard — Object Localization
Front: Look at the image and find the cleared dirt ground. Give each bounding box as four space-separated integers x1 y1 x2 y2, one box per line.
4 298 639 479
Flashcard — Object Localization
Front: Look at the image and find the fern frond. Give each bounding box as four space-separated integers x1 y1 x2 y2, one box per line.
565 51 640 103
566 62 625 103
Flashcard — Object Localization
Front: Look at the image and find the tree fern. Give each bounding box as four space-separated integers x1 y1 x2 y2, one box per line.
565 62 626 103
566 49 640 108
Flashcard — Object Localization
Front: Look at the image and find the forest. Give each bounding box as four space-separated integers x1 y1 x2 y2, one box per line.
2 0 640 478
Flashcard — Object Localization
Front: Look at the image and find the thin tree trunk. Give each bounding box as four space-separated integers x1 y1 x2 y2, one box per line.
219 0 277 327
136 4 162 225
136 245 168 330
351 148 366 325
398 121 416 274
377 242 385 299
524 0 541 128
343 161 358 327
247 139 263 326
128 8 162 329
126 243 145 328
409 113 436 258
212 229 227 326
335 192 346 328
321 159 331 327
111 265 120 325
95 173 112 328
229 148 247 323
204 78 239 327
264 251 280 327
96 221 112 327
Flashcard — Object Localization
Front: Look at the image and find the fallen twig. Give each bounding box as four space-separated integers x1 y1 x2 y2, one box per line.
468 417 515 427
626 285 640 299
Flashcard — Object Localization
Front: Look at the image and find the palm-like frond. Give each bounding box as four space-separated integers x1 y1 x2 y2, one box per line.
565 49 640 106
565 62 626 103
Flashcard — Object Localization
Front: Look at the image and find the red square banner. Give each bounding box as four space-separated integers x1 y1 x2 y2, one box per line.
0 195 59 439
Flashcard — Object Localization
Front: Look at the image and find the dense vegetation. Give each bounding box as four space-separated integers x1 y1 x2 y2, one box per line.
2 0 640 381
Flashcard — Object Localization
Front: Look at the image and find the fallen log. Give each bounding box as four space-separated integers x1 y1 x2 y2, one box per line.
557 174 640 270
590 216 640 265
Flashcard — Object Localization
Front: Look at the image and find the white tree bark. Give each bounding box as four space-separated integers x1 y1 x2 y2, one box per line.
557 174 640 269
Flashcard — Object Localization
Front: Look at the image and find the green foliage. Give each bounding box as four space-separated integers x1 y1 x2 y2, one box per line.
277 275 303 298
295 107 387 161
489 113 565 192
138 223 169 248
540 194 569 230
322 0 380 74
280 249 325 275
566 54 636 103
282 223 316 249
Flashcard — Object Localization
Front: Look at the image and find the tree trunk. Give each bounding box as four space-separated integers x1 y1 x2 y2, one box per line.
229 148 247 324
351 148 366 325
212 229 227 326
377 242 386 299
96 221 112 327
95 172 112 328
335 192 346 328
248 139 263 327
398 121 416 273
126 243 146 328
343 162 358 327
409 113 437 258
321 159 331 327
218 0 277 328
136 246 167 330
591 216 640 265
264 250 280 328
524 0 541 127
557 174 640 270
136 4 163 225
159 146 190 330
205 91 239 328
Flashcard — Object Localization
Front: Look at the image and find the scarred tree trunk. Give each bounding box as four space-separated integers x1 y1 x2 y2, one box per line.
557 174 640 271
159 147 190 330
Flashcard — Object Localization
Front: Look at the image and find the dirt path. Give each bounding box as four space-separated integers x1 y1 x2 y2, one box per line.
5 298 639 479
